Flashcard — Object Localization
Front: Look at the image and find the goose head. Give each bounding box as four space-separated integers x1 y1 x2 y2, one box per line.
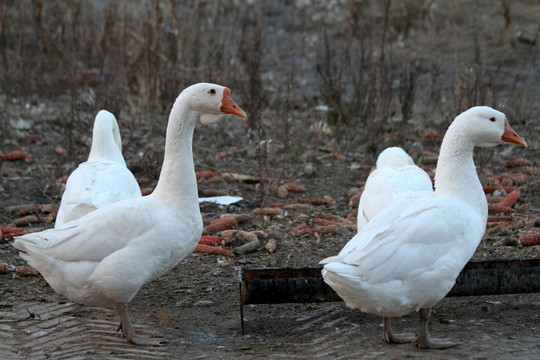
87 110 125 162
181 83 247 125
455 106 527 148
375 147 415 168
94 110 122 151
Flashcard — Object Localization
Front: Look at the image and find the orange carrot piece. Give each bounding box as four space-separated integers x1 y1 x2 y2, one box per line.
203 217 237 234
19 205 39 216
1 151 28 161
0 227 25 238
297 198 327 205
310 225 341 234
214 151 233 159
502 172 529 185
487 216 510 223
290 224 309 235
315 212 353 224
227 213 251 223
283 203 310 210
199 235 222 246
40 204 59 214
498 190 520 208
280 182 306 192
12 215 39 227
523 166 540 175
483 185 516 194
488 204 514 215
16 265 39 276
194 244 233 256
504 159 531 168
519 233 540 247
312 218 340 227
419 132 443 140
252 208 283 216
196 170 217 180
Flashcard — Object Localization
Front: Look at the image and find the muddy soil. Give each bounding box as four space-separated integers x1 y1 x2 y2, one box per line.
1 99 539 359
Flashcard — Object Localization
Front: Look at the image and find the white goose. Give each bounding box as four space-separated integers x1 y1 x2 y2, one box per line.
321 106 526 349
55 110 141 227
357 146 433 231
13 83 247 346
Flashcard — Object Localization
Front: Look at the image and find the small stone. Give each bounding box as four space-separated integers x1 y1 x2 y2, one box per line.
277 185 288 199
304 163 315 177
265 238 277 253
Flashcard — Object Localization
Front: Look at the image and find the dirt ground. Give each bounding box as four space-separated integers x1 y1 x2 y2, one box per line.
1 1 540 359
1 97 539 359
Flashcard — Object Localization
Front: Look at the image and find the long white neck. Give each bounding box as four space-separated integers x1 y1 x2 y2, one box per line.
434 121 488 221
151 95 200 210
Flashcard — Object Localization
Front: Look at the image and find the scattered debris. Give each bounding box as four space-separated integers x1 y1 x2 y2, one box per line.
265 238 277 253
194 244 233 257
234 239 261 255
0 263 8 275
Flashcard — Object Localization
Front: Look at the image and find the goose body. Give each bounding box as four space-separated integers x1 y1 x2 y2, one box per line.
357 147 433 231
321 106 527 348
55 110 141 227
13 83 247 345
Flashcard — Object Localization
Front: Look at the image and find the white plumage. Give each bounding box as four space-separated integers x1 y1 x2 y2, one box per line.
55 110 141 227
321 106 527 349
13 83 247 346
357 146 433 231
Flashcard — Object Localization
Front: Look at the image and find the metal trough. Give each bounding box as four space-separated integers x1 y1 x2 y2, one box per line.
238 258 540 334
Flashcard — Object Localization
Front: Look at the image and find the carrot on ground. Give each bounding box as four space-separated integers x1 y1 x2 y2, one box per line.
0 227 25 238
419 132 443 140
16 265 39 276
519 233 540 247
502 172 529 185
297 198 328 205
203 217 237 234
504 159 531 168
1 151 28 161
194 244 233 256
488 204 514 215
498 190 520 208
196 170 217 180
253 208 283 216
198 236 222 246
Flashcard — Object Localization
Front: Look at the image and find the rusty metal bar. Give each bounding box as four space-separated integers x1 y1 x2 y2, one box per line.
239 258 540 333
447 258 540 296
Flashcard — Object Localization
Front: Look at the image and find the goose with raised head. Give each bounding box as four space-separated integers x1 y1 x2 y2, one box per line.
55 110 141 227
13 83 247 346
321 106 527 349
357 146 433 231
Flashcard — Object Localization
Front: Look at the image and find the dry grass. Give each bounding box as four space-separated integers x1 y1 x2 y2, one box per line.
0 0 538 172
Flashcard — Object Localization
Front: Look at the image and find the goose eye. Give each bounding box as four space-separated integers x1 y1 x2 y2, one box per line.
208 89 216 95
490 117 496 122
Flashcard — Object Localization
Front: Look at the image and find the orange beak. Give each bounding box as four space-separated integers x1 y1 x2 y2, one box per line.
501 119 527 147
220 88 247 118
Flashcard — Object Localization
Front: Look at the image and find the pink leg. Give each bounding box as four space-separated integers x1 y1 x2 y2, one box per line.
382 317 416 344
412 308 459 349
116 303 169 346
